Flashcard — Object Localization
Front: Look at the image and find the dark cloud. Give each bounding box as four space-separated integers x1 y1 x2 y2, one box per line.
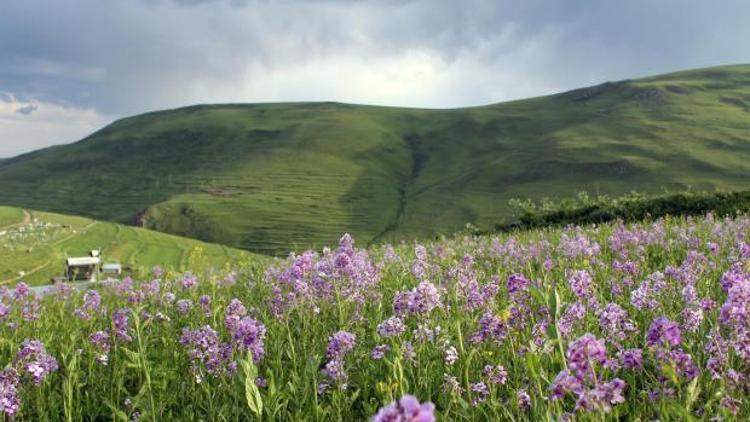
14 104 38 115
1 0 749 156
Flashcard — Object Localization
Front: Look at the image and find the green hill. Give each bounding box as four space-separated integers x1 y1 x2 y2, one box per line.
1 64 749 254
0 206 255 286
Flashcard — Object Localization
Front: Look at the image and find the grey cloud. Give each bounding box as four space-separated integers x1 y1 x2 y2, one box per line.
1 0 749 156
15 104 38 115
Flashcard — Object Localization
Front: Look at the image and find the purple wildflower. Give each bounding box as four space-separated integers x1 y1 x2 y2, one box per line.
181 273 198 290
180 325 234 377
372 395 435 422
558 302 586 338
224 298 247 332
16 340 58 385
566 334 607 379
232 317 266 363
443 374 463 395
598 303 636 343
470 382 489 405
444 346 458 366
199 295 212 317
393 281 441 317
646 316 682 348
326 331 356 359
13 282 29 301
469 312 508 344
74 290 101 320
617 348 643 370
377 316 406 338
112 308 132 342
176 299 192 315
516 389 531 412
89 330 111 365
483 364 508 385
568 270 593 299
506 273 530 295
0 368 20 418
371 344 390 360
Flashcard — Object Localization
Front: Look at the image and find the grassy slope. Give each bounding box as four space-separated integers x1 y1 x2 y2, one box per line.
0 206 255 286
0 64 749 254
0 206 25 227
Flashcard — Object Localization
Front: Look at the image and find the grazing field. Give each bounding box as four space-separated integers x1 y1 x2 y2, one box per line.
1 64 750 253
0 206 25 227
0 207 254 286
1 212 749 420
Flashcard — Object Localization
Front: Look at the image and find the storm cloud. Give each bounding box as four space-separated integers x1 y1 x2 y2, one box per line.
1 0 749 157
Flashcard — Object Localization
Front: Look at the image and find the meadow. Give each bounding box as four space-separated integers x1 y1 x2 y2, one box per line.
1 212 748 420
0 206 253 286
1 64 750 254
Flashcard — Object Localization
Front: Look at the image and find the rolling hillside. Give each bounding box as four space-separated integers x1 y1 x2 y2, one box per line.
1 64 749 254
0 206 255 286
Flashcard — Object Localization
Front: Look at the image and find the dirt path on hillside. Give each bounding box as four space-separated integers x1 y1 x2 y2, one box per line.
0 261 51 285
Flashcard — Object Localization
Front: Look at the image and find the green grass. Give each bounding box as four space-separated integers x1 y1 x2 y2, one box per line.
0 205 25 227
0 207 256 286
1 64 750 254
1 212 749 420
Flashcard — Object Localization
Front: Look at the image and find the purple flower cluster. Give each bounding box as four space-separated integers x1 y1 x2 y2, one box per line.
372 395 435 422
326 330 356 359
482 364 508 385
469 312 508 344
266 234 381 319
559 231 601 259
0 368 20 418
181 273 198 290
550 334 626 414
371 344 389 360
598 303 636 343
89 330 111 365
231 316 266 363
199 295 212 317
567 270 594 299
719 266 750 361
646 316 682 348
393 281 441 317
179 325 234 378
224 298 247 331
321 330 357 387
74 290 102 320
377 316 406 338
176 299 193 315
16 339 58 385
112 308 133 342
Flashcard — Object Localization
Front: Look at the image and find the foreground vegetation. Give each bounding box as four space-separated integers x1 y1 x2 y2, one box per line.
0 206 252 286
1 212 749 420
1 64 750 253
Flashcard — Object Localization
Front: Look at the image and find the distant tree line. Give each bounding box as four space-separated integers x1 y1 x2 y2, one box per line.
493 190 750 232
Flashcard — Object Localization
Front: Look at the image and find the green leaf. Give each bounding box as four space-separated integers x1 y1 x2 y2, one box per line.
685 377 701 411
240 356 263 417
104 402 130 422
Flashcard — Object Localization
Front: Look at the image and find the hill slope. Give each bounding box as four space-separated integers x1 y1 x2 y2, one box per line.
0 206 254 286
1 64 749 254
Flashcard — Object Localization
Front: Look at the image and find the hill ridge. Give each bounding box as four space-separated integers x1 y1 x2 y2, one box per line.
1 63 750 254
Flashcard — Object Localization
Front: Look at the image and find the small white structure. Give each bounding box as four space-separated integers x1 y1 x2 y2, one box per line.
101 262 122 276
65 256 100 281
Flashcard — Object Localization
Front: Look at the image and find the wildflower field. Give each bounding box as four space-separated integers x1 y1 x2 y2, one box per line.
1 212 749 420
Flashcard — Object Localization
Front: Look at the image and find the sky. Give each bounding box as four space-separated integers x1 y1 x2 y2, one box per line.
1 0 750 157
